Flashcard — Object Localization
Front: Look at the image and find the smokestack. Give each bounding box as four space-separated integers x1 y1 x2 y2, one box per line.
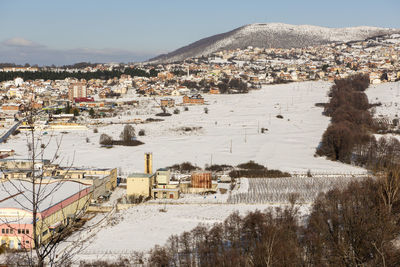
144 152 153 174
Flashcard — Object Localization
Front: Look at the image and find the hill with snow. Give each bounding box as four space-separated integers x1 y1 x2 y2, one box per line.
149 23 399 63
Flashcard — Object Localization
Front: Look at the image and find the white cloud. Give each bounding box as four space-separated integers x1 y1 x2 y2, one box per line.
2 37 44 48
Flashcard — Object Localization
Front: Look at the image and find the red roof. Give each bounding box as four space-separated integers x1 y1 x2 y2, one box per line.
74 97 94 103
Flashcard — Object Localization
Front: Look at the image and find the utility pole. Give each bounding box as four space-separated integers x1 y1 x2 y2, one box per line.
230 139 232 153
244 128 247 143
210 154 213 166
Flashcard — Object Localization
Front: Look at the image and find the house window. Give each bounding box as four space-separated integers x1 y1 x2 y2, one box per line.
26 230 29 234
1 229 4 234
25 240 29 244
18 229 21 234
22 229 25 234
10 229 13 234
6 229 9 234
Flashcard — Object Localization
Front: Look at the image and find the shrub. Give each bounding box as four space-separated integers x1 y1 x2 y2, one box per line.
229 168 291 178
205 164 233 172
138 129 145 136
237 160 265 170
99 134 113 146
168 162 199 173
173 108 180 114
93 128 98 133
219 188 228 194
89 108 95 117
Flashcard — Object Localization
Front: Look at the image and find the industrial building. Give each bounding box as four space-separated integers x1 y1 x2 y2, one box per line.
126 173 155 198
191 171 212 189
0 159 117 202
0 179 91 249
126 153 180 200
126 153 221 200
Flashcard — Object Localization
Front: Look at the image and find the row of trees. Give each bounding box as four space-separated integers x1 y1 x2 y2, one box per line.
0 68 158 82
147 169 400 266
217 78 248 94
316 74 400 171
169 76 249 94
316 74 374 163
229 161 291 178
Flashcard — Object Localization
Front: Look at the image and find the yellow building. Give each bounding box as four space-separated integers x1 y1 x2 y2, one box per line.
126 173 155 197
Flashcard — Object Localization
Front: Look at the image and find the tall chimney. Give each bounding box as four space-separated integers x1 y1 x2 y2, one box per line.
144 152 152 174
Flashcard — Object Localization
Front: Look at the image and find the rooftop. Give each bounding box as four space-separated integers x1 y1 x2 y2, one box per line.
0 179 90 215
127 173 153 178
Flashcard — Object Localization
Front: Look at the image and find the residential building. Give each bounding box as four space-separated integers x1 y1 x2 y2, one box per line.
183 94 204 105
68 82 87 101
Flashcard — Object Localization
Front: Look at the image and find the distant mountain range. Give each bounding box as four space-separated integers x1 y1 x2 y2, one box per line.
149 23 399 63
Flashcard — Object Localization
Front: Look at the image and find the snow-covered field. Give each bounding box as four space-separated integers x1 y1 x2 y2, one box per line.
1 81 367 174
72 202 310 262
366 81 400 119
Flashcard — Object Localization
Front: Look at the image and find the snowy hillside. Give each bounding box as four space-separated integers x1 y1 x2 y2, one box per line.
150 23 399 63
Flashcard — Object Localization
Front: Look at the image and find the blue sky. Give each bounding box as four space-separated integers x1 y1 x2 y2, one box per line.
1 0 399 65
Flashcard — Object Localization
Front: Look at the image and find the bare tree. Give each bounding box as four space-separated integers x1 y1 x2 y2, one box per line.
378 165 400 214
119 124 135 143
99 133 113 146
0 103 111 266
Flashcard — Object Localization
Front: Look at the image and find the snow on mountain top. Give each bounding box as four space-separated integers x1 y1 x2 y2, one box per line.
239 23 395 42
150 22 398 63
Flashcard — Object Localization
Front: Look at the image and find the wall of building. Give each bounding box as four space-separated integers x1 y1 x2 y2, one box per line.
151 189 179 199
0 208 33 249
37 187 91 246
127 177 152 197
0 187 91 249
156 170 170 185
